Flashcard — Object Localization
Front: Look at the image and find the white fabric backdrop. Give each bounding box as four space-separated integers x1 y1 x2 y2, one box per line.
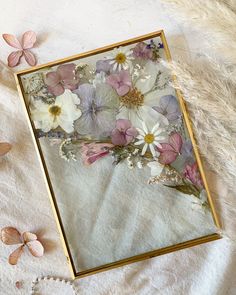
0 0 235 294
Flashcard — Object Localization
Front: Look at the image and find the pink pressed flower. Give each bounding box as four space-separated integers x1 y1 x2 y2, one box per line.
0 227 44 265
132 42 153 60
106 70 131 96
81 143 114 165
158 132 183 165
2 31 37 67
45 63 79 96
183 162 203 188
111 119 138 146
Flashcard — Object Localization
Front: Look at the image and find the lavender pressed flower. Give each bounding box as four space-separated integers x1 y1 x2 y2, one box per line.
153 95 181 121
74 83 119 137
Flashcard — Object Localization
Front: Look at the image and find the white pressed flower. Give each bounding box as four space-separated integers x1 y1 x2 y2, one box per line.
147 161 164 176
116 61 170 129
134 121 165 158
31 90 81 133
107 47 134 71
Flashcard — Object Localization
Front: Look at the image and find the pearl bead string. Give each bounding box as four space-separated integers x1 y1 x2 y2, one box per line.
30 276 77 294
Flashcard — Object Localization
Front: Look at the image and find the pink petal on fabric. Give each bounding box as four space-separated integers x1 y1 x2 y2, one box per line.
26 240 44 257
22 232 37 243
169 132 183 153
23 50 36 66
9 245 24 265
1 227 22 245
0 142 12 156
8 50 23 67
117 85 130 96
2 34 22 49
21 31 37 49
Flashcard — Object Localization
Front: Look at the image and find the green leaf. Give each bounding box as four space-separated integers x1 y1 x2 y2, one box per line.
164 183 200 198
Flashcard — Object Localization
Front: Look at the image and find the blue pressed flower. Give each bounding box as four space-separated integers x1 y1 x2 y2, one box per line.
74 83 119 137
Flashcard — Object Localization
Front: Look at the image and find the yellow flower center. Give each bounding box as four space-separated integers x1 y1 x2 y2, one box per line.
49 105 61 116
144 133 154 144
115 53 127 64
119 87 144 108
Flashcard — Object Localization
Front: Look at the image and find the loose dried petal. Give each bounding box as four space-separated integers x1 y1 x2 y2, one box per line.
9 245 24 265
22 232 37 243
1 227 22 245
23 50 37 66
0 142 12 156
2 34 22 49
8 50 23 67
26 240 44 257
15 281 23 289
22 31 37 49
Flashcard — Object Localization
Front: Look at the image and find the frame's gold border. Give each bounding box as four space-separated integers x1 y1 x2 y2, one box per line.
14 30 221 280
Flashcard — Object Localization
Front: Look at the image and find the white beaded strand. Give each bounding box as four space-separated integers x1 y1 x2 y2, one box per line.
30 276 77 295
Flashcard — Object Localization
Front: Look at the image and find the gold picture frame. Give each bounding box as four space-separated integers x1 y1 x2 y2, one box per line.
14 30 221 280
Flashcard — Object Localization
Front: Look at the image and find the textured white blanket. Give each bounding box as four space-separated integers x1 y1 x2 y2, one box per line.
0 0 235 294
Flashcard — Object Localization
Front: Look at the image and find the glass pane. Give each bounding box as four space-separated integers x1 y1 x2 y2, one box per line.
18 33 217 274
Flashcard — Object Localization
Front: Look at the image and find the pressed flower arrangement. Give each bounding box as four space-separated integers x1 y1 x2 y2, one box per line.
15 31 220 279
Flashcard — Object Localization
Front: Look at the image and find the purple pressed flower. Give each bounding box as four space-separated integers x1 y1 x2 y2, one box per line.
45 63 78 96
96 60 112 74
153 95 180 121
106 70 132 96
181 140 194 162
132 42 153 60
183 162 203 189
111 119 138 146
74 83 119 137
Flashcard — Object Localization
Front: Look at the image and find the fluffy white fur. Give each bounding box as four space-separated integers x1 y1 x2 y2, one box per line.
162 0 236 63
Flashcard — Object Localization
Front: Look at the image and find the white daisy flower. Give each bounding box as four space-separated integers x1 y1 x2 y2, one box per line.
107 47 134 71
134 121 165 157
31 90 81 133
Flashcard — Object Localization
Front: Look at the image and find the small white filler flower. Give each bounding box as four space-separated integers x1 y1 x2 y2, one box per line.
135 121 165 157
